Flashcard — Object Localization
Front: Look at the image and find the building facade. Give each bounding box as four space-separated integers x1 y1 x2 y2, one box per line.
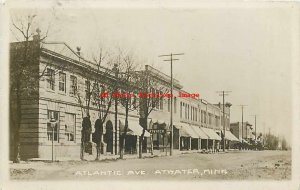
10 37 234 160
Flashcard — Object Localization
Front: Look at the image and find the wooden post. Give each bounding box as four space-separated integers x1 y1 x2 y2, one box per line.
136 135 139 155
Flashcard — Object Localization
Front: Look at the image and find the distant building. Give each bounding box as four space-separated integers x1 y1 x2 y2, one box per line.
230 122 254 143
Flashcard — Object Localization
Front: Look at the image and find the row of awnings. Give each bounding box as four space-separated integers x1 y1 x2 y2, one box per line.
174 123 222 141
118 118 240 142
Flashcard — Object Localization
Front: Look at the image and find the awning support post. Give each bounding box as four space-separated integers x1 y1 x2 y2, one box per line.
206 139 209 150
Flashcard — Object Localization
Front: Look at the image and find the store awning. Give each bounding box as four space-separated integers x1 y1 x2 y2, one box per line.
174 123 198 138
201 127 222 141
184 124 199 138
190 125 209 139
223 130 240 142
152 119 169 125
120 120 151 137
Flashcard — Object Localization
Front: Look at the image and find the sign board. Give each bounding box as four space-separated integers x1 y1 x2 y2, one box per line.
148 129 166 134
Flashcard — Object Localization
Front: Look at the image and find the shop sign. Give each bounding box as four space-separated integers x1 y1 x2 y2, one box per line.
149 129 166 134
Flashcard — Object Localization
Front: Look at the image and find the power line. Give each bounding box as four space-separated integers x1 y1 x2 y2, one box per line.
158 53 184 156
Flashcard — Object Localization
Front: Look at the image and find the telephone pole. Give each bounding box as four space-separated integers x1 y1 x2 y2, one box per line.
216 91 231 152
238 105 247 149
159 53 184 156
250 115 258 141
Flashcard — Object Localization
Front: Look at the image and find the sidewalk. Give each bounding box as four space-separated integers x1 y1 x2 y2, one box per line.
26 148 234 162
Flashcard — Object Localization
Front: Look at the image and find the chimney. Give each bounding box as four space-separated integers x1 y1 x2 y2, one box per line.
76 47 81 56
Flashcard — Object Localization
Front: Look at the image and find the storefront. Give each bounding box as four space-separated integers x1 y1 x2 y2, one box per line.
201 127 222 151
148 120 170 152
221 130 240 149
119 119 151 154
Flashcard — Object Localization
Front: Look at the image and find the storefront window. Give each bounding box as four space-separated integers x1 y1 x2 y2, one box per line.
65 113 76 141
47 110 59 141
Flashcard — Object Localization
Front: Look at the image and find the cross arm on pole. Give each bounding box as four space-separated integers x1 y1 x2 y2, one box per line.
164 59 179 61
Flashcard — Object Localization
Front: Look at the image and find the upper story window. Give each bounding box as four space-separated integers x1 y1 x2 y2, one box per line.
69 75 77 96
59 72 66 92
155 90 159 109
46 68 55 90
180 102 182 118
174 97 177 113
159 91 163 110
85 80 91 100
187 105 190 120
184 103 187 119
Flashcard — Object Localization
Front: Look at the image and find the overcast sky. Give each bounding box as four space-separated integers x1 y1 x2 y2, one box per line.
10 3 298 143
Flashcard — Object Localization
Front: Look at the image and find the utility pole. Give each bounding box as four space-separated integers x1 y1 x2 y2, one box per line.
238 105 247 149
250 115 258 141
159 53 184 156
216 91 231 152
113 64 119 155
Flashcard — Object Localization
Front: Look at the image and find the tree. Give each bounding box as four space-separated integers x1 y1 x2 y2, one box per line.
91 47 115 160
10 14 52 163
137 66 169 158
75 45 116 160
117 52 141 159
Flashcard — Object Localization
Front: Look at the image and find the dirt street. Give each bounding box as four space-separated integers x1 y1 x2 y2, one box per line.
10 150 291 180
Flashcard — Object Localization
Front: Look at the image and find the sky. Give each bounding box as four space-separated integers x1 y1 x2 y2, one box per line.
9 3 298 143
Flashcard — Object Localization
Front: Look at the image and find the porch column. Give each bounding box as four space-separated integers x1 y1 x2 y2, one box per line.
136 135 139 155
213 140 215 152
179 136 181 150
206 139 209 150
113 125 120 155
199 138 202 150
189 137 192 150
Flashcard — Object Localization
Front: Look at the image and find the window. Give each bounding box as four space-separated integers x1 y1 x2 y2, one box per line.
180 102 182 118
69 75 77 95
159 91 163 110
150 87 155 108
174 97 177 113
85 80 91 100
184 103 187 119
47 110 59 141
65 113 76 141
46 68 55 90
59 72 66 92
155 90 159 109
209 113 212 125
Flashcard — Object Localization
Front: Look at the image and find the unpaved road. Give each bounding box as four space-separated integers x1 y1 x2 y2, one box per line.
10 150 291 180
